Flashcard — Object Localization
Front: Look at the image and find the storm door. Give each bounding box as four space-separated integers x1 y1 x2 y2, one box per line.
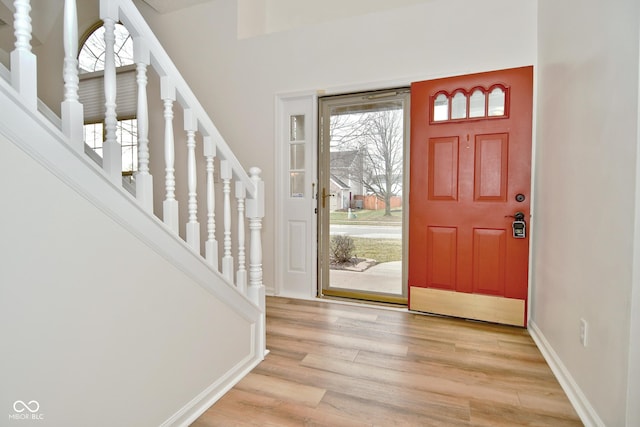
318 90 409 304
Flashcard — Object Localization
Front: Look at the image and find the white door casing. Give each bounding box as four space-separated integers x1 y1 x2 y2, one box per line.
275 93 317 298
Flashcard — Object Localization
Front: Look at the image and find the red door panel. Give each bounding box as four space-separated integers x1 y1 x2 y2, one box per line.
474 133 508 201
427 226 457 290
473 228 506 295
409 66 533 325
428 137 459 201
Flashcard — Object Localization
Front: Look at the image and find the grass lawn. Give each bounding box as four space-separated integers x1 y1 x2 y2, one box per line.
331 209 402 225
330 209 402 263
350 237 402 263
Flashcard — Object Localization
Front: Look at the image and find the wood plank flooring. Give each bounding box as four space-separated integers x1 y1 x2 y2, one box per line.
191 297 582 426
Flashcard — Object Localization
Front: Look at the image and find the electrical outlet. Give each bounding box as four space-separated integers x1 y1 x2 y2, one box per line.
580 318 588 347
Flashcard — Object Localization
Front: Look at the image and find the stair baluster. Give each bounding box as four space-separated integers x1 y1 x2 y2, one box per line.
61 0 83 150
236 182 247 294
161 76 179 234
185 109 200 251
101 14 122 184
204 136 219 269
11 0 37 110
134 37 153 212
221 160 234 282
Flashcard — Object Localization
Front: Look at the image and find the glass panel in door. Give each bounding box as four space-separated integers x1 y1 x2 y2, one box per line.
318 90 409 304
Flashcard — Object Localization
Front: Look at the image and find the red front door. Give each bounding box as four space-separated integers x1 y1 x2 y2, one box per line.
408 67 533 326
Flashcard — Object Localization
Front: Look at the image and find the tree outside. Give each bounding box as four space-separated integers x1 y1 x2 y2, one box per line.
323 94 407 299
329 100 404 216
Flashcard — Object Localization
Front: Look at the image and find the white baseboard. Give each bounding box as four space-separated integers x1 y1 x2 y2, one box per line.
161 352 263 426
528 321 605 427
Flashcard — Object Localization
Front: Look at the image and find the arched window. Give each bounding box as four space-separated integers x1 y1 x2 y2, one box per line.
78 22 138 178
79 22 134 72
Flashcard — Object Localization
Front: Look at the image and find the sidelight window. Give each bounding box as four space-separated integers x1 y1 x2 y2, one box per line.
289 115 306 198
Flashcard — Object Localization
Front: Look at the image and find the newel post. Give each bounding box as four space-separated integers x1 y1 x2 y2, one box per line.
11 0 37 110
246 167 265 356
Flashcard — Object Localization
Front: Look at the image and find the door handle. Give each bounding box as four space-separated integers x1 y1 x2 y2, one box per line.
321 187 334 209
505 211 525 221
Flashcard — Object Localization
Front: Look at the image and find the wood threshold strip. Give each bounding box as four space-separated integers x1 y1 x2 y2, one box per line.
410 287 526 327
192 296 582 426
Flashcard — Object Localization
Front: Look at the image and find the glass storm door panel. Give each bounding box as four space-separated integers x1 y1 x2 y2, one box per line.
318 90 409 305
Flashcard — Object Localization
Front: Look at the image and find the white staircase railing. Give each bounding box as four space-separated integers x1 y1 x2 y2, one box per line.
4 0 266 355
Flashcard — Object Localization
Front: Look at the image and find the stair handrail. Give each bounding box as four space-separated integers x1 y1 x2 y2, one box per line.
111 0 259 200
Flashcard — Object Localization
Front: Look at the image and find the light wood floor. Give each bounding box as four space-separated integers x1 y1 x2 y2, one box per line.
192 297 582 426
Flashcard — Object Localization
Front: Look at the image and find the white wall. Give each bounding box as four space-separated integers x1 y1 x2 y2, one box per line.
533 0 640 425
133 0 537 295
237 0 433 39
630 34 640 424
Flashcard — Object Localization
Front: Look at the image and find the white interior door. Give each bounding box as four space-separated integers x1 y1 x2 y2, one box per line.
275 94 317 298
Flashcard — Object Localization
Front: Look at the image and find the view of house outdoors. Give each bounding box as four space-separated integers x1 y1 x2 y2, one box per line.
328 99 405 296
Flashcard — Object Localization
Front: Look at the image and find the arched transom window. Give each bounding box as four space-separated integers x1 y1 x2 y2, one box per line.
432 85 508 123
